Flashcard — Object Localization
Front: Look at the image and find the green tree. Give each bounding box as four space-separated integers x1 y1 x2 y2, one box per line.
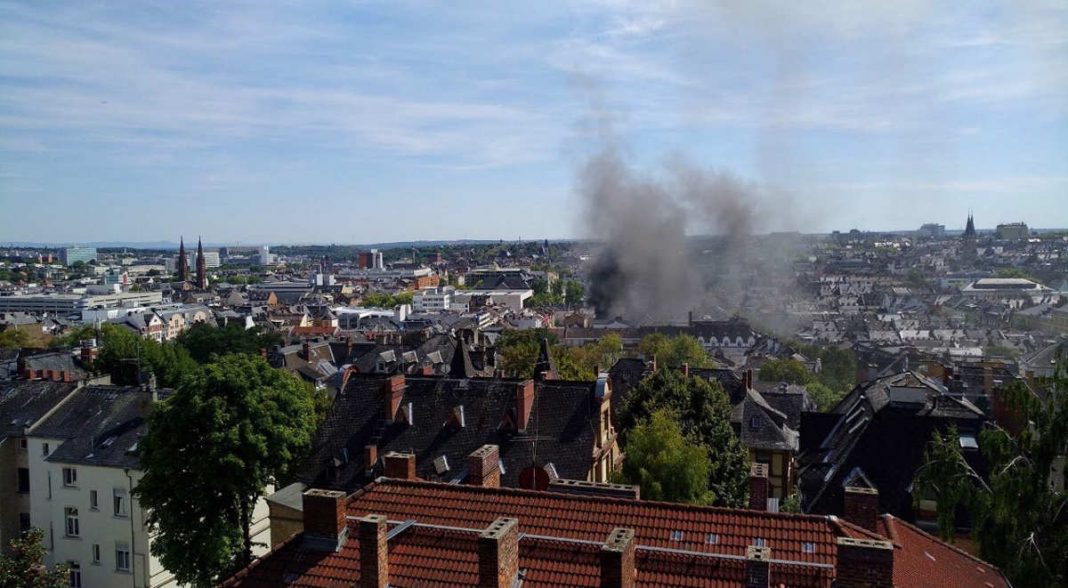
134 354 317 587
637 333 713 369
93 324 198 388
0 328 30 349
0 527 69 587
614 410 712 504
805 382 846 412
496 329 558 377
758 358 812 385
618 369 749 506
564 280 584 306
177 323 281 364
815 347 857 393
914 376 1068 588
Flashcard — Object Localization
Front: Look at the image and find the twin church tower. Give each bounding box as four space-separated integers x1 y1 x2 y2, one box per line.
177 236 208 289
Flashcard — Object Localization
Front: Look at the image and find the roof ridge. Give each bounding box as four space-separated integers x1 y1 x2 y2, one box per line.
219 528 303 587
371 477 837 523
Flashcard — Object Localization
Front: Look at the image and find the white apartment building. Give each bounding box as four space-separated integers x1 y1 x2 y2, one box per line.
16 384 273 588
413 286 454 312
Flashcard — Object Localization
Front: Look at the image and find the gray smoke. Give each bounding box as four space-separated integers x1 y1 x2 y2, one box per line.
580 136 775 323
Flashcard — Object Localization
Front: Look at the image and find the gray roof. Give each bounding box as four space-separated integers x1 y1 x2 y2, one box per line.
35 385 157 469
0 380 79 438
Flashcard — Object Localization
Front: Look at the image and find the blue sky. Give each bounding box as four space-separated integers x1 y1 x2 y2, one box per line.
1 0 1066 244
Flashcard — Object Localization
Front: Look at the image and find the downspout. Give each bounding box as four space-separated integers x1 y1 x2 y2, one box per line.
124 468 137 588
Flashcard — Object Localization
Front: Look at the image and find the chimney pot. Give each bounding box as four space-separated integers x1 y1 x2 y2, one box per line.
515 379 535 432
745 545 772 588
382 451 416 480
600 527 636 588
835 537 894 588
357 514 389 588
466 444 501 488
301 489 348 552
843 486 880 532
479 517 519 588
749 463 769 511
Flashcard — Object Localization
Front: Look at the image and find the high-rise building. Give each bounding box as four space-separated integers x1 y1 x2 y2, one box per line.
996 222 1029 240
59 246 97 266
259 245 271 266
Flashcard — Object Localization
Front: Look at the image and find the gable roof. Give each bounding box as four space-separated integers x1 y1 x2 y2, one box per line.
0 380 79 438
297 376 602 490
225 477 1008 588
32 385 156 469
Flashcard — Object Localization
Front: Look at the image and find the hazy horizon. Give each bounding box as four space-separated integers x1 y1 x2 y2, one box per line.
2 1 1066 243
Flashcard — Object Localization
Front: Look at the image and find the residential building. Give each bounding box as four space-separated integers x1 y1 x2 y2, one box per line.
995 222 1029 240
224 453 1010 588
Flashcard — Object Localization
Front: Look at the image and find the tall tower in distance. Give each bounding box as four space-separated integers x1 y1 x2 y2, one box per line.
961 212 978 264
196 237 207 289
177 236 189 282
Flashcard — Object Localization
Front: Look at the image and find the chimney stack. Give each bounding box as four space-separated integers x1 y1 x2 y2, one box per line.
478 517 519 588
466 445 501 488
748 463 769 511
843 486 880 532
835 537 894 588
301 489 348 552
357 514 389 588
381 375 405 420
515 379 535 432
745 545 771 588
382 451 416 480
600 527 635 588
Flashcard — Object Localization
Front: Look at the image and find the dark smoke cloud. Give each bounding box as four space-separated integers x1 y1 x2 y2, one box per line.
580 137 772 322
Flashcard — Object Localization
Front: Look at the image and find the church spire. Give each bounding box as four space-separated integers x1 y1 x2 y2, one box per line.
177 236 189 282
195 236 207 289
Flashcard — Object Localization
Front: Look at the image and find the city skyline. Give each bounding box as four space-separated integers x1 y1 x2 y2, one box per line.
2 1 1066 242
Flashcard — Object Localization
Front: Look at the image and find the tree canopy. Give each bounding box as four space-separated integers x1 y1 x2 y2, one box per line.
613 410 712 504
0 527 69 588
177 322 281 364
617 368 749 507
135 354 317 587
914 375 1068 588
92 323 199 388
637 333 714 369
757 358 812 385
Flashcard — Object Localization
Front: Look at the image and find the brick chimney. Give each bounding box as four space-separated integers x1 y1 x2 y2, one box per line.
843 486 880 532
382 451 416 480
381 375 405 420
478 517 519 588
745 545 771 588
301 489 348 552
835 537 894 588
466 445 501 488
748 463 769 511
600 527 635 588
515 379 535 432
364 445 378 474
358 514 389 588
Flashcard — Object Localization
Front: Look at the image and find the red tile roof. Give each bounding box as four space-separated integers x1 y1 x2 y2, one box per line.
223 478 1009 588
877 515 1010 588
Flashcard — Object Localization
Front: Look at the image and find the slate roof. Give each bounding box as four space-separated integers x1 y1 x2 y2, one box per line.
797 372 985 518
297 375 603 490
731 389 800 452
223 478 970 588
0 380 78 438
33 385 157 469
21 350 87 379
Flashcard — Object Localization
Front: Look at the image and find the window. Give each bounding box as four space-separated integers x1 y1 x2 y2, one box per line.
91 544 101 564
18 513 30 534
802 542 816 554
706 533 719 545
62 467 77 487
64 507 79 537
115 542 131 572
17 467 29 493
754 537 767 547
749 415 763 430
68 562 81 588
19 438 27 450
113 488 129 517
89 490 98 510
669 530 684 541
42 442 50 456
